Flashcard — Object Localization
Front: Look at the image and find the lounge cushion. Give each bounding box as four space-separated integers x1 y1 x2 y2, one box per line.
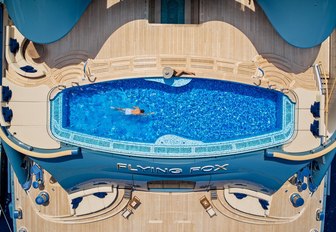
310 120 319 137
258 199 269 210
234 193 247 199
2 107 13 123
71 197 83 209
310 102 320 118
93 192 107 199
2 86 12 102
9 38 19 54
20 65 37 73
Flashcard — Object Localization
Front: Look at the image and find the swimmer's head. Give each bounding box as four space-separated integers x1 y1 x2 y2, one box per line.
140 109 145 113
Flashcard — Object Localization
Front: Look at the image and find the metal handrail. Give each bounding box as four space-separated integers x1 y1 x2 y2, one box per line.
319 63 328 138
83 60 97 83
313 64 324 95
328 72 336 104
48 84 66 101
314 63 330 138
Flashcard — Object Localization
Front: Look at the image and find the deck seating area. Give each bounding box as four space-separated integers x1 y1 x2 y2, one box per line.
68 185 118 216
85 55 251 81
5 0 331 231
18 171 129 224
0 86 12 126
310 99 326 138
5 26 46 78
200 196 216 217
223 188 272 216
208 182 317 225
78 54 317 97
122 196 141 219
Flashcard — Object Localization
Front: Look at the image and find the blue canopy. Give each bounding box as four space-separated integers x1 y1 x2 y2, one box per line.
4 0 91 44
4 0 336 47
257 0 336 48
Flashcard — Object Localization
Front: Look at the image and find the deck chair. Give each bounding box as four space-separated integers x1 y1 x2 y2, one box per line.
122 207 133 219
200 196 216 217
129 196 141 209
310 120 320 137
310 101 320 118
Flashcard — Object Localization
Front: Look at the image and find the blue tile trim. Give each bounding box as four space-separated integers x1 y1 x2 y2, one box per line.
50 94 295 158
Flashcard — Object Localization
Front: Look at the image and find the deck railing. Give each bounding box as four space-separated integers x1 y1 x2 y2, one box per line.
328 68 336 104
329 77 336 97
314 62 332 137
330 30 336 105
319 63 329 136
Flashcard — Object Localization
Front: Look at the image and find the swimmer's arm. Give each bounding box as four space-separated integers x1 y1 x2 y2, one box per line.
111 107 123 111
140 112 155 116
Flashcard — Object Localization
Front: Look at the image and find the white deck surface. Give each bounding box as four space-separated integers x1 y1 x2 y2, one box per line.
283 88 322 152
3 79 60 149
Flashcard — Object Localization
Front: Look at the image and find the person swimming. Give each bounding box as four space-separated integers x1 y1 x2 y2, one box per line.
112 106 153 115
173 69 195 77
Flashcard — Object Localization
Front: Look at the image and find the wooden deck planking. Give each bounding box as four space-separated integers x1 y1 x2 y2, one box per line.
36 0 321 70
14 173 324 232
4 0 332 231
4 0 327 89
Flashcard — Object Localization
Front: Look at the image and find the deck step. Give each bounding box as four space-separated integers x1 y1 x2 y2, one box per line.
210 190 218 200
123 188 132 200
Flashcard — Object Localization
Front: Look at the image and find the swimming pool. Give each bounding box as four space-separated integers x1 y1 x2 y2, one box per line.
50 78 295 158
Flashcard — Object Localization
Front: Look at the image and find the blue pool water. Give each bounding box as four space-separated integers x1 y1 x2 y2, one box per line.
59 78 283 143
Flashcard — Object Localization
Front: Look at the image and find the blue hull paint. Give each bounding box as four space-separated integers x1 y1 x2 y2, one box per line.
32 148 309 194
1 141 28 187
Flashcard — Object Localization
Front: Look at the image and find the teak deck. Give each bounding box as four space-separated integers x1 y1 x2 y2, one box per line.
5 0 332 231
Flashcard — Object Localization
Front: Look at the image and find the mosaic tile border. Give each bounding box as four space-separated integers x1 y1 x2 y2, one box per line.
50 90 295 158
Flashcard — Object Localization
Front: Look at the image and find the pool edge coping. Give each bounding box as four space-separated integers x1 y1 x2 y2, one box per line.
49 78 296 158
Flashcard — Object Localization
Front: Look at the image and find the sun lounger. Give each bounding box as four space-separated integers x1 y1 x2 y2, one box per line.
129 196 141 209
310 101 320 118
68 185 116 216
2 86 12 102
5 26 46 78
206 207 216 217
122 207 133 219
120 196 141 219
310 120 320 137
2 107 13 123
200 196 216 217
